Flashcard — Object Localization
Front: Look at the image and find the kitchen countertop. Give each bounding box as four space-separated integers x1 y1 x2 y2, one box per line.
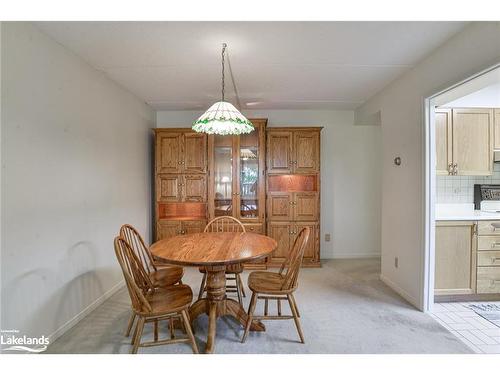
435 204 500 221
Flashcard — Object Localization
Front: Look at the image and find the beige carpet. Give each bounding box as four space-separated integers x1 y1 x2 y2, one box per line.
46 258 472 354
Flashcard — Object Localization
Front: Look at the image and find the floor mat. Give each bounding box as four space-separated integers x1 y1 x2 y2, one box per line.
468 303 500 328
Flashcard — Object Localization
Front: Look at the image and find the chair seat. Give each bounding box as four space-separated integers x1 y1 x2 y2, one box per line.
248 271 291 294
198 264 243 274
151 266 184 287
140 285 193 316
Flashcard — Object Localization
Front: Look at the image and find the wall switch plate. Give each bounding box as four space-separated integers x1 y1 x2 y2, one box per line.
394 257 399 268
325 233 331 242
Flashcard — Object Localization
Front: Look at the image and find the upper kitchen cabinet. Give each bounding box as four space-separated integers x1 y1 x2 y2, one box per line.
435 108 494 176
495 109 500 150
155 130 207 174
267 128 321 174
435 108 453 175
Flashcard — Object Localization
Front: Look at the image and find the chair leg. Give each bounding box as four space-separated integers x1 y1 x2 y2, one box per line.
237 273 246 297
154 319 159 342
198 273 207 300
288 294 305 344
181 309 199 354
235 274 243 305
169 317 175 339
125 311 136 337
241 292 258 343
131 316 145 354
289 293 300 317
130 316 140 344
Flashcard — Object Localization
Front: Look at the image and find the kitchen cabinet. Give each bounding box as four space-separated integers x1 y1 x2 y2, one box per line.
434 221 477 296
435 108 494 176
267 192 319 221
476 220 500 294
495 109 500 150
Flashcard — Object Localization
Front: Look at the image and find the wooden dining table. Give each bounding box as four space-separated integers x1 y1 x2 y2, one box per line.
150 231 277 353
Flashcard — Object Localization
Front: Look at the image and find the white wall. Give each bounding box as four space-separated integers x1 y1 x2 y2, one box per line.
355 22 500 309
157 109 382 259
1 23 154 339
444 82 500 107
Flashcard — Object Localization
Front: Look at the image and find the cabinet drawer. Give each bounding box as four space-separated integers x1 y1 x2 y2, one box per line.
243 224 263 234
477 221 500 236
477 267 500 294
477 236 500 251
477 251 500 266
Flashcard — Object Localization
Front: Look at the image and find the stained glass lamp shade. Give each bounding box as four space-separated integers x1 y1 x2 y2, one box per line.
192 101 254 135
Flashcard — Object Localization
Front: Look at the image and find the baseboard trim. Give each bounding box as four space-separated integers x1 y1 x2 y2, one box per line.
47 280 125 344
380 274 419 309
329 253 381 259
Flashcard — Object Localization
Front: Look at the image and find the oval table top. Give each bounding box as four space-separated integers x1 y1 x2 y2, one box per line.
150 232 277 267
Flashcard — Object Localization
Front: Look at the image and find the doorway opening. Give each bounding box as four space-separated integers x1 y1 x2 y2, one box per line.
424 64 500 353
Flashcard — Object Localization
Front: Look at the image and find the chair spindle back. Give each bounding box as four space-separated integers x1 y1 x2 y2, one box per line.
120 224 157 274
204 216 246 233
279 227 310 290
114 236 152 313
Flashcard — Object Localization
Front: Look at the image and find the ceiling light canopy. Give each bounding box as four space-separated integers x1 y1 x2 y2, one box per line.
192 43 254 136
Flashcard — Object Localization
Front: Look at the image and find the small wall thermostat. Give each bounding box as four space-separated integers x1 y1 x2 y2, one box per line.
394 156 402 166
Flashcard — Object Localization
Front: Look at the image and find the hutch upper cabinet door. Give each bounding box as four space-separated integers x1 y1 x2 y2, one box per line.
294 131 320 174
183 175 207 202
183 133 207 173
156 132 183 174
293 192 319 221
157 174 181 202
452 108 493 176
267 192 293 221
435 109 452 175
495 109 500 150
267 131 293 174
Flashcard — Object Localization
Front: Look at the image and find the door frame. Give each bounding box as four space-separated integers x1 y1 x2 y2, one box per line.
423 63 500 312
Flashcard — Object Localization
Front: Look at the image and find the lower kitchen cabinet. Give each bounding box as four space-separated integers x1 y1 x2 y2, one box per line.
435 221 477 296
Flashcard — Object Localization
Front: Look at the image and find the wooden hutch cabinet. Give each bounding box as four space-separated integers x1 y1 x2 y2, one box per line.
154 129 207 241
266 127 322 267
153 122 322 268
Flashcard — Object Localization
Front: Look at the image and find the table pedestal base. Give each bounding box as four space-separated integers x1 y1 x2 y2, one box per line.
189 266 265 353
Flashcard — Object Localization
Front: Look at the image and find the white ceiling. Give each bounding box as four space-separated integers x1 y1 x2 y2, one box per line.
35 22 467 111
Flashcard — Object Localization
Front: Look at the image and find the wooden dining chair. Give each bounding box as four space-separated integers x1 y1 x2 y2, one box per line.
120 224 185 338
241 227 310 344
198 216 247 304
114 236 198 354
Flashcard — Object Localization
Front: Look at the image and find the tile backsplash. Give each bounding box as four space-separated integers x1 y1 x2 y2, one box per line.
436 163 500 203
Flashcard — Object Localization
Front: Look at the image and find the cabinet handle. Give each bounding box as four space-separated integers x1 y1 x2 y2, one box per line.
249 227 255 231
491 242 500 248
447 163 453 175
452 163 458 175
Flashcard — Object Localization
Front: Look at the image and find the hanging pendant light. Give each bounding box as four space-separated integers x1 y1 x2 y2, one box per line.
192 43 254 135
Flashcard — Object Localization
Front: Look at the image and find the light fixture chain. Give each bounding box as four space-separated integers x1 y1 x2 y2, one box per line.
221 43 227 102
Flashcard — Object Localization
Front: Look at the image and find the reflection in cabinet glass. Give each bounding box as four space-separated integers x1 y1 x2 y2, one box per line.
240 129 259 219
214 135 233 217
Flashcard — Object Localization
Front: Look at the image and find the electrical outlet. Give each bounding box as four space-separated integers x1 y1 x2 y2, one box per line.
325 233 331 242
394 257 399 268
